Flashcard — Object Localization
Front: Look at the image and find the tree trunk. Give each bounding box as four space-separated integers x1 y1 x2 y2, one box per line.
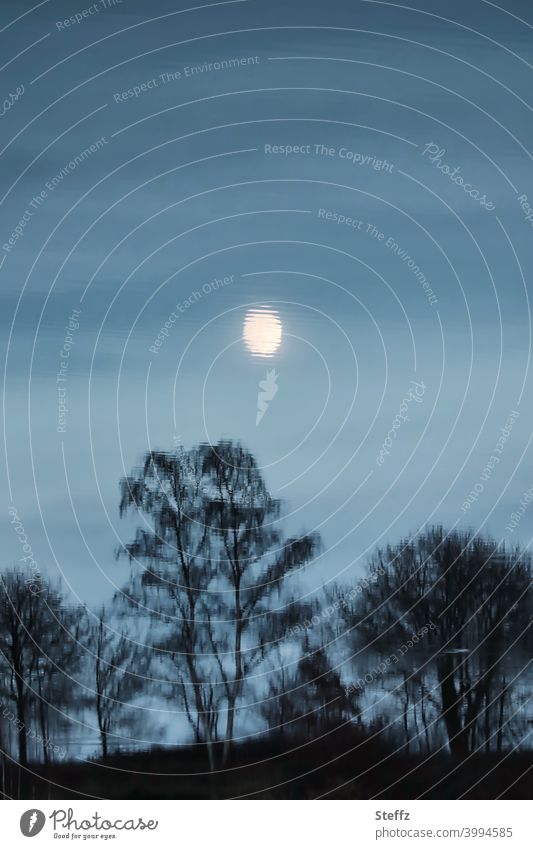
37 676 49 765
205 740 215 772
223 576 243 765
15 677 27 767
484 689 491 752
223 694 236 765
497 680 507 753
438 657 468 760
16 710 27 767
420 685 432 753
402 675 410 753
100 730 108 759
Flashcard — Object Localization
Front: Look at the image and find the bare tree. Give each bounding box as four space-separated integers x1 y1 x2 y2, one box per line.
32 608 81 765
201 442 319 762
0 569 78 767
118 441 320 767
352 528 532 759
262 634 357 741
87 606 143 759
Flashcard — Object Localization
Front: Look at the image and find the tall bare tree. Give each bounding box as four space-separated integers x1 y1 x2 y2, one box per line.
86 606 143 759
118 441 320 767
0 569 78 767
351 528 532 759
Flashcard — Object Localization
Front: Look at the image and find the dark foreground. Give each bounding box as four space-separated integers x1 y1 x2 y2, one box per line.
2 732 532 800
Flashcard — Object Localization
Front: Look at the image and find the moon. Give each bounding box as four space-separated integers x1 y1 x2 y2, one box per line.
243 308 282 357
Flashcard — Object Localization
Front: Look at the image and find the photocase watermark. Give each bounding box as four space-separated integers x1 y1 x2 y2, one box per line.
461 409 519 514
376 380 426 466
318 207 365 231
381 232 438 306
113 56 261 103
317 210 437 306
264 142 394 172
421 143 495 211
49 808 158 834
256 368 279 425
7 505 41 593
344 622 437 697
20 809 46 837
57 308 82 434
517 193 533 231
56 0 122 30
1 84 24 117
1 703 67 760
505 482 533 533
149 274 234 354
286 564 387 639
45 137 108 192
3 137 108 254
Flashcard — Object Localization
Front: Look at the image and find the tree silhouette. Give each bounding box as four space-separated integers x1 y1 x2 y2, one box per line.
86 606 145 759
118 441 320 766
32 604 81 765
352 528 532 759
0 570 78 767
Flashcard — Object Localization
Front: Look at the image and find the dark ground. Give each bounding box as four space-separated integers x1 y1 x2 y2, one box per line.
2 731 532 799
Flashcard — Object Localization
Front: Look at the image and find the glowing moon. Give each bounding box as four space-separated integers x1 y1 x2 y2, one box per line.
243 308 282 357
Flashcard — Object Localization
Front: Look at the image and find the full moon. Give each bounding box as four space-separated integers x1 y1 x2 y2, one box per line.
243 308 282 357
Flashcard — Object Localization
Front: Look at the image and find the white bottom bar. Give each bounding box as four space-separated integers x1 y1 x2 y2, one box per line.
1 800 531 847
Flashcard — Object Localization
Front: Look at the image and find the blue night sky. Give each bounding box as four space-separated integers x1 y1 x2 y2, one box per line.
1 0 533 605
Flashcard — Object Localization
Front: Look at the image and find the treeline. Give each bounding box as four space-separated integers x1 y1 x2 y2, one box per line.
0 442 531 778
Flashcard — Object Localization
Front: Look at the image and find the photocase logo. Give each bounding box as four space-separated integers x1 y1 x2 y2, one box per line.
256 368 279 425
20 809 46 837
